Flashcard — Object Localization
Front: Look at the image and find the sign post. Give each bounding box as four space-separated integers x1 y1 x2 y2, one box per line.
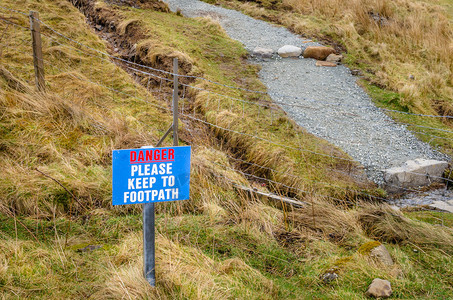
142 146 155 287
112 58 182 286
112 145 191 286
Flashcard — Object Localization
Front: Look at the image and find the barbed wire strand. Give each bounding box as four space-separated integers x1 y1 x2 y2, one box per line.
0 5 30 17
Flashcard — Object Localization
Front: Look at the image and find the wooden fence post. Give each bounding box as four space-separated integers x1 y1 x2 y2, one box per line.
29 11 45 92
172 58 179 146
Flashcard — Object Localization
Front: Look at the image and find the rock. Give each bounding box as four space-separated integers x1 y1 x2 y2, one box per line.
316 61 337 67
351 69 362 76
277 45 302 58
384 159 448 192
429 201 453 213
252 47 274 58
369 12 390 26
321 272 338 284
366 278 392 298
390 205 400 212
370 244 394 266
76 244 102 253
448 200 453 205
326 54 343 63
409 74 415 80
95 25 103 31
303 46 335 60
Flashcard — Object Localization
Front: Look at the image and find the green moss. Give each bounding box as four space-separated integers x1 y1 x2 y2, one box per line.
364 82 405 111
357 241 381 255
333 256 353 267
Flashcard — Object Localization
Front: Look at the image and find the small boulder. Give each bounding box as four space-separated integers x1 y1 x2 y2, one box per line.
366 278 392 298
384 158 448 192
390 205 400 212
370 244 394 266
303 46 335 60
322 272 338 284
326 54 343 63
351 69 362 76
429 201 453 213
316 61 337 67
277 45 302 58
252 47 274 58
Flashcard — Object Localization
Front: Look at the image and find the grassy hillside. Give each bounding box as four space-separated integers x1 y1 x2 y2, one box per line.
1 0 453 299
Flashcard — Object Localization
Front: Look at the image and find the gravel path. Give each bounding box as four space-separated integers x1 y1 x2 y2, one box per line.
163 0 448 185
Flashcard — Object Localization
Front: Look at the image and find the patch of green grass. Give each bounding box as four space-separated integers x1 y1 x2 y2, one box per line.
404 210 453 229
362 81 453 156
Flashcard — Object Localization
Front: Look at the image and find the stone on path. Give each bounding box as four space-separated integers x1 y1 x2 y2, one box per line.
366 278 392 298
252 47 273 58
303 46 335 60
384 158 448 192
277 45 302 58
316 61 337 67
370 244 394 266
429 201 453 213
326 53 343 63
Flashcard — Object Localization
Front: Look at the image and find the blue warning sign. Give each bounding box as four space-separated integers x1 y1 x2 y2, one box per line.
112 146 191 205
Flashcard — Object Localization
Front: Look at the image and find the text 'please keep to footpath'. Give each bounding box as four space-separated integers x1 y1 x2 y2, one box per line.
112 146 191 206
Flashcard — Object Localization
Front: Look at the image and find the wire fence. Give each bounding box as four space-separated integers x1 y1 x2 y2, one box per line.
1 6 453 209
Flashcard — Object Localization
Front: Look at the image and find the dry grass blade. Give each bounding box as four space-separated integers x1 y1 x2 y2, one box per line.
357 203 453 252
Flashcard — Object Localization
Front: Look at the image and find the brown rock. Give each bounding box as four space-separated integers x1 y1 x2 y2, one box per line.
370 244 394 266
303 46 336 60
326 54 343 63
366 278 392 298
316 61 337 67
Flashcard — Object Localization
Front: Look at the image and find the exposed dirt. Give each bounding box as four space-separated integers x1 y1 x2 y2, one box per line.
69 0 194 81
104 0 170 11
67 0 209 149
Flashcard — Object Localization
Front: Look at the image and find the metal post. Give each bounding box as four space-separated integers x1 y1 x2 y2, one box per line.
29 11 45 92
142 60 179 286
142 145 155 287
173 58 179 146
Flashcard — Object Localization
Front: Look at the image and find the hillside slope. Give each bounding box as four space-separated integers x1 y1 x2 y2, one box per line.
0 0 452 299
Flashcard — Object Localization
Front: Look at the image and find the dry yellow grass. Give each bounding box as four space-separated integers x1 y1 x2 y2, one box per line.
96 233 276 299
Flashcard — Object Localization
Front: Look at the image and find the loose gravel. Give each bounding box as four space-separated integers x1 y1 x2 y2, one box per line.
162 0 449 188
